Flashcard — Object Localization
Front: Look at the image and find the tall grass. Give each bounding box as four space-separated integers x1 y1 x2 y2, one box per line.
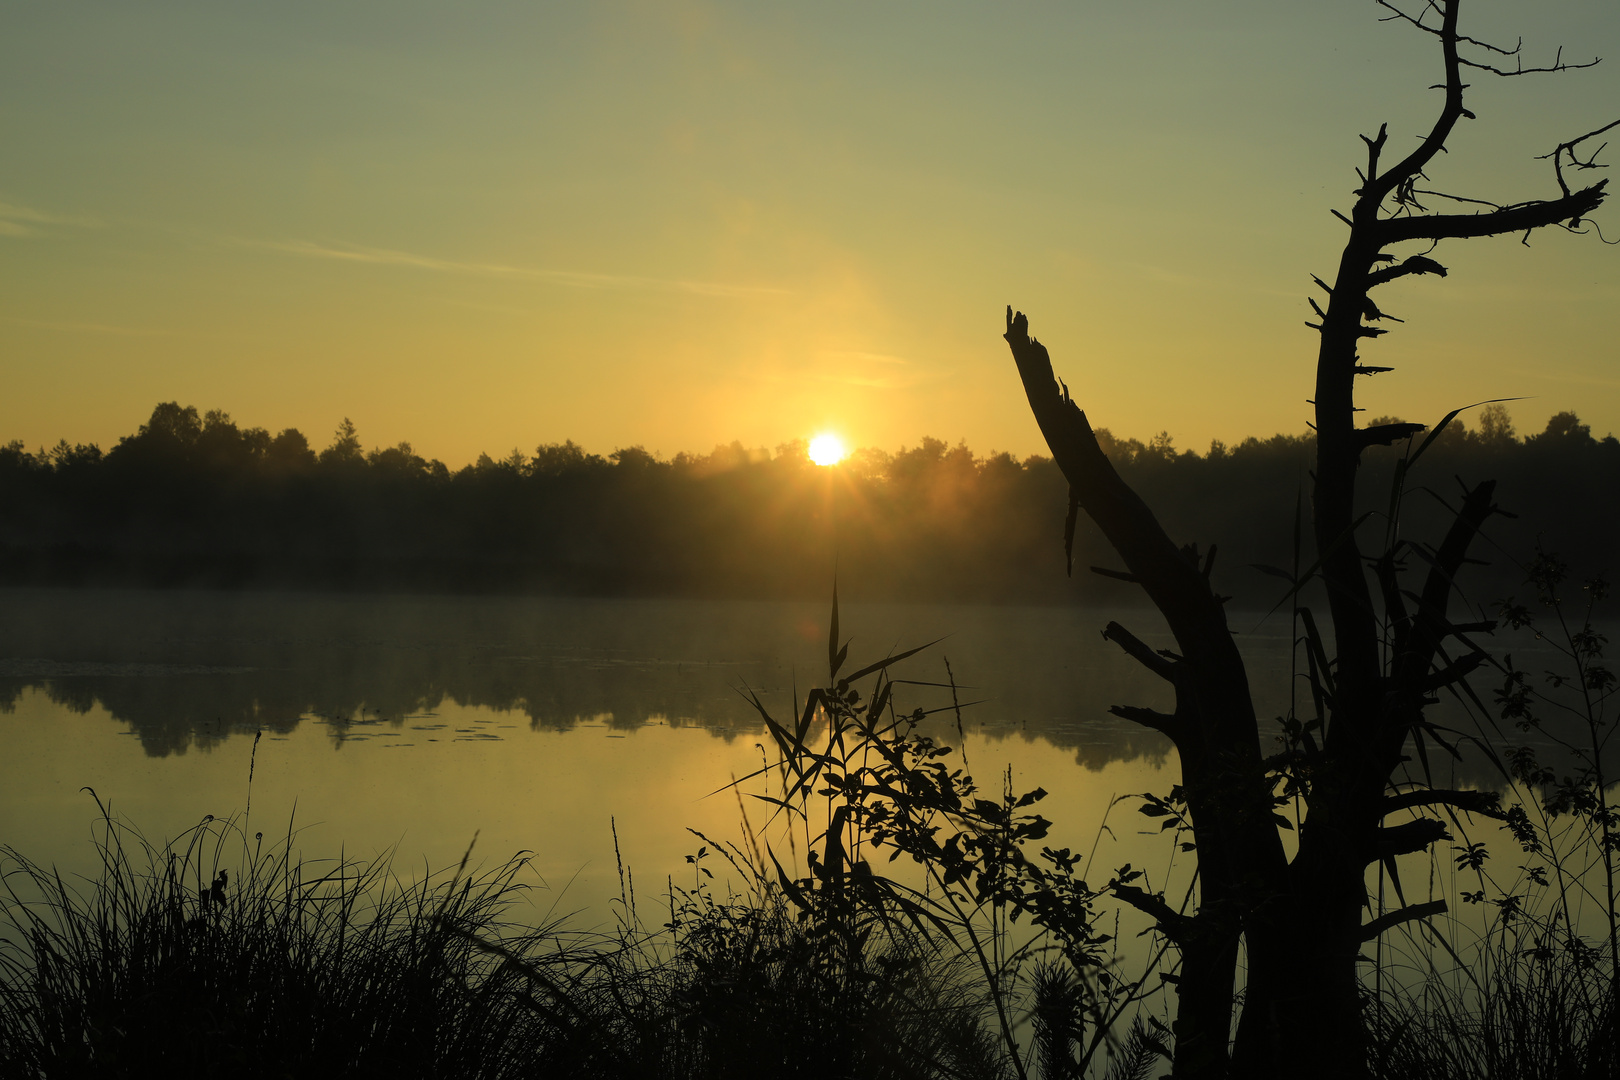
1362 552 1619 1079
16 569 1619 1077
0 799 574 1077
1366 931 1617 1080
0 796 1010 1079
729 588 1173 1080
516 840 1010 1080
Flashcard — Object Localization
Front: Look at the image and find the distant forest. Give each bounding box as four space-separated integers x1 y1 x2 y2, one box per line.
2 402 1615 605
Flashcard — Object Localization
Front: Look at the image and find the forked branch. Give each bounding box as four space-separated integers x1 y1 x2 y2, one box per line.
1363 1 1608 225
1541 118 1620 198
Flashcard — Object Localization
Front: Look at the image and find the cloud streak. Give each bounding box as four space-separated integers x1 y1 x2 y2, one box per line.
0 200 99 237
250 238 790 299
0 314 194 338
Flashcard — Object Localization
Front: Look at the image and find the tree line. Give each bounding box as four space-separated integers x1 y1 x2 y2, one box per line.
0 400 1613 604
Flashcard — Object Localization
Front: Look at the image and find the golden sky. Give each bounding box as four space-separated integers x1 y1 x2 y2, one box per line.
3 1 1617 466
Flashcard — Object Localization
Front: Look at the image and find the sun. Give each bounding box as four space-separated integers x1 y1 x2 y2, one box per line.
807 433 847 467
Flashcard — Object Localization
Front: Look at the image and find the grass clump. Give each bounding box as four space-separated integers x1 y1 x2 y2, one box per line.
0 799 1009 1079
0 800 571 1078
1363 552 1619 1079
1367 936 1617 1080
530 851 1009 1080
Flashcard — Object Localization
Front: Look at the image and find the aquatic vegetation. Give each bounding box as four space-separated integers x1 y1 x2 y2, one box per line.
0 794 1009 1079
0 800 567 1078
2 569 1619 1078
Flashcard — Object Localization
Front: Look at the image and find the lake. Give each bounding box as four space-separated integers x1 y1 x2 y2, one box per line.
0 587 1571 949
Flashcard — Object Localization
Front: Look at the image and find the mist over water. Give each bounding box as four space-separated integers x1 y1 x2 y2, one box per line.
0 588 1191 922
1 588 1563 897
0 588 1194 760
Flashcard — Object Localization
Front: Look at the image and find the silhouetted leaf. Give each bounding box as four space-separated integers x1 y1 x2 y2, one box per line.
838 640 945 688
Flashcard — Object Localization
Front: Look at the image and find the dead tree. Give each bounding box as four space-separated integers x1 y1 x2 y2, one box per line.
1004 2 1612 1077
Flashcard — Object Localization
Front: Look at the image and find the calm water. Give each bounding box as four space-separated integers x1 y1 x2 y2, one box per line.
0 588 1557 936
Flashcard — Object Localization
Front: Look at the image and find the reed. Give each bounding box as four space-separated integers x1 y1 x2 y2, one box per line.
1361 550 1618 1079
0 795 1009 1078
511 847 1010 1080
10 570 1616 1077
1366 930 1617 1080
0 799 579 1078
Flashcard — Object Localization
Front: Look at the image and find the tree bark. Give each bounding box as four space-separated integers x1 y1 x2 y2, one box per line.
1004 6 1610 1076
1006 312 1287 1080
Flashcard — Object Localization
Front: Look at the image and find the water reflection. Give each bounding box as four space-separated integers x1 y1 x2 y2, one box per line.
0 588 1577 783
0 589 1197 766
0 587 1599 959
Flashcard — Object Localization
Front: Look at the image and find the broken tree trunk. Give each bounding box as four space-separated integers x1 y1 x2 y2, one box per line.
1006 309 1286 1080
1003 6 1610 1076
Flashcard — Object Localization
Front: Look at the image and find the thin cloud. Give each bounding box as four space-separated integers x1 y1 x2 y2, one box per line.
249 238 790 299
0 314 192 337
0 200 99 237
809 371 930 390
1527 370 1620 391
752 351 931 391
817 349 910 366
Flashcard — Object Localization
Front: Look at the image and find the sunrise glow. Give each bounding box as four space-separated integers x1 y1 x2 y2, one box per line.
807 434 847 467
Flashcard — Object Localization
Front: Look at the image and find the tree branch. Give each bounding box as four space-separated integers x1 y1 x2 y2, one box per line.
1110 704 1180 737
1383 788 1502 817
1365 254 1448 289
1377 818 1452 859
1378 183 1607 243
1356 423 1428 449
1112 882 1193 944
1362 0 1472 208
1374 6 1597 73
1361 899 1448 942
1102 621 1177 682
1540 118 1620 197
1005 308 1225 649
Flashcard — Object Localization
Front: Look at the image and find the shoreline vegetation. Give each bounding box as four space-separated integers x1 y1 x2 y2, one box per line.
2 588 1615 1078
3 401 1616 602
0 802 1011 1080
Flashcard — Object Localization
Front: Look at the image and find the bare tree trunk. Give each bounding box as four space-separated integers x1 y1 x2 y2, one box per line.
1003 5 1610 1076
1237 1 1604 1068
1005 313 1287 1080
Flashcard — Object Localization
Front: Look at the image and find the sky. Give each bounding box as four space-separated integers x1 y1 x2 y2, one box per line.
3 0 1618 467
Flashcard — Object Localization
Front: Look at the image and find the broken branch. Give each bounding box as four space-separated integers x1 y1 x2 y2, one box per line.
1361 899 1449 941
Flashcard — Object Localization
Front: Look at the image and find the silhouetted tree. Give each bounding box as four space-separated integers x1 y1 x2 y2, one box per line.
319 417 364 469
267 428 317 472
1477 401 1516 447
1003 2 1614 1077
1 403 1614 602
1530 409 1595 447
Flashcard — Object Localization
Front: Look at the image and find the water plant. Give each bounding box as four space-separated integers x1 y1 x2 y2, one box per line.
1356 550 1618 1078
0 798 571 1078
0 781 1015 1079
732 587 1171 1080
